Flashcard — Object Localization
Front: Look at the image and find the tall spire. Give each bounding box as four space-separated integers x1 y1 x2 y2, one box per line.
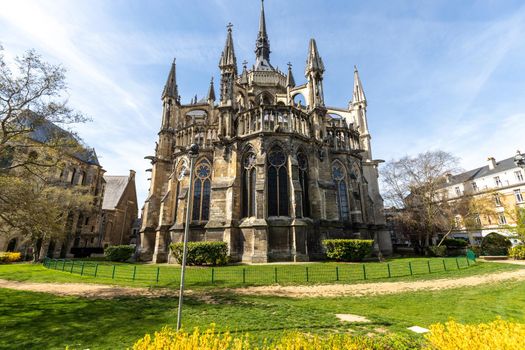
305 39 324 77
162 58 178 100
352 65 366 105
219 23 237 71
286 62 295 87
207 77 216 102
254 0 272 70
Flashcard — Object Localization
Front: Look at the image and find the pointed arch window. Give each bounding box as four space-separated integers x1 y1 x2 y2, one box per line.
242 152 257 218
332 161 350 221
192 159 211 221
267 147 289 216
297 151 310 217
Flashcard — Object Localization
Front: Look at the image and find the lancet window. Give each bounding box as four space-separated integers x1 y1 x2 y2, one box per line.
192 159 211 221
332 161 350 220
267 147 289 216
242 152 257 218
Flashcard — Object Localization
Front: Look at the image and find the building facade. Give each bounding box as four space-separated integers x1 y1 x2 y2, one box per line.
100 171 139 247
438 152 525 245
140 2 392 263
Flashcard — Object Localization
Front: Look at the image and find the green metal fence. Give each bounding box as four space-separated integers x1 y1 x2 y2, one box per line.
42 255 477 287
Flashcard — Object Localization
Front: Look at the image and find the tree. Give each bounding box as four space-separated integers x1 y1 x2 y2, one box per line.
0 45 88 175
381 150 460 252
0 45 92 259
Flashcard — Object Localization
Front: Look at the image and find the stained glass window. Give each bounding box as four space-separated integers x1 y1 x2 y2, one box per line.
192 159 211 221
297 152 310 217
332 161 350 220
267 147 289 216
242 152 257 218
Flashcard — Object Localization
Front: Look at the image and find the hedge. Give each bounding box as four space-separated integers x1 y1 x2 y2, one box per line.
170 241 228 266
0 252 21 263
104 245 135 262
428 245 447 257
481 233 512 256
509 245 525 260
322 239 373 262
442 238 468 248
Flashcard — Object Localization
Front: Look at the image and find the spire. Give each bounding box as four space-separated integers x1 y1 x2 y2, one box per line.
254 0 272 70
305 38 324 76
240 60 249 85
352 65 366 104
162 58 178 100
207 77 216 102
219 23 237 71
286 62 295 87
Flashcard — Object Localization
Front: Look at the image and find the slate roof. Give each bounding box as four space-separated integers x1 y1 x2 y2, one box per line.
102 175 129 210
444 155 521 187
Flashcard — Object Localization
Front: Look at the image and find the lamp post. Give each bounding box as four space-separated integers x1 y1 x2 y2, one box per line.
514 150 525 170
176 143 199 331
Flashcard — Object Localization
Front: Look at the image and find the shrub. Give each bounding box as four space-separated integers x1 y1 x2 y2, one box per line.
0 252 21 263
509 245 525 260
170 241 228 266
480 232 511 256
132 325 422 350
104 245 135 262
427 245 447 257
322 239 374 262
425 318 525 350
442 238 468 248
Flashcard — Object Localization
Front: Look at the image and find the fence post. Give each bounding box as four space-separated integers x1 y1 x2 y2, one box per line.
211 268 215 284
94 264 99 277
336 266 339 281
242 268 246 284
112 265 116 279
387 263 392 278
427 260 431 274
62 260 66 271
274 267 278 283
408 262 413 276
80 262 85 276
362 264 367 280
132 266 137 281
306 267 309 282
156 267 160 283
442 259 447 271
70 261 75 273
54 259 58 269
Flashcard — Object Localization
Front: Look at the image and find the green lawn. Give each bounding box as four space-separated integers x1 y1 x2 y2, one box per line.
0 258 518 289
1 278 524 349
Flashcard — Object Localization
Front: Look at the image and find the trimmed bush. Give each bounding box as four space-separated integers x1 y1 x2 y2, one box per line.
0 252 21 263
170 241 228 266
425 319 525 350
104 245 135 262
132 325 422 350
509 245 525 260
481 233 511 256
442 238 468 248
427 245 447 257
322 239 373 262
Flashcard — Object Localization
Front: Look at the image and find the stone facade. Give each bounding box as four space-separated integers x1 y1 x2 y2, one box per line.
100 170 139 247
140 2 392 263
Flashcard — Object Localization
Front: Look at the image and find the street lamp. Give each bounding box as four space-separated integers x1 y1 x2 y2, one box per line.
176 143 199 331
514 150 525 170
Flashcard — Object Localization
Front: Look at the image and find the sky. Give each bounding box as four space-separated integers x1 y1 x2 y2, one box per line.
1 0 524 207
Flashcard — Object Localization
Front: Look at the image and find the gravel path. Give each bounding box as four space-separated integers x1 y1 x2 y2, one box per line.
1 263 524 299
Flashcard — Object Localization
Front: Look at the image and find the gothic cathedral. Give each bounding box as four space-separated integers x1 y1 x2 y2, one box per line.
139 1 392 263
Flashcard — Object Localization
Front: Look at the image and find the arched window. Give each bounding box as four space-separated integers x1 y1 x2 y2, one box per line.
242 152 257 218
6 238 17 252
297 151 310 217
192 159 211 221
267 147 289 216
332 161 350 221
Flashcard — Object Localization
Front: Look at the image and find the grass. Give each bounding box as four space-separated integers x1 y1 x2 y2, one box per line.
1 277 524 349
0 258 518 290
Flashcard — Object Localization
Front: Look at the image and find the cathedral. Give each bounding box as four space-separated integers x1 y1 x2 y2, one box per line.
139 1 392 263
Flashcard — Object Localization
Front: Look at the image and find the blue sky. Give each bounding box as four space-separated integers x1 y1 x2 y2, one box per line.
1 0 524 206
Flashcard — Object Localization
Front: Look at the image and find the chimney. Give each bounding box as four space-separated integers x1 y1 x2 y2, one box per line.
487 157 496 170
129 169 136 180
445 173 452 183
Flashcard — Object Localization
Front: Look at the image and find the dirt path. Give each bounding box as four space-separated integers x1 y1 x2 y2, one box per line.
1 265 525 299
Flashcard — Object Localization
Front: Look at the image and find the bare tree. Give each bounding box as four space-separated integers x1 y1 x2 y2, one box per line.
381 150 460 252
